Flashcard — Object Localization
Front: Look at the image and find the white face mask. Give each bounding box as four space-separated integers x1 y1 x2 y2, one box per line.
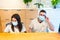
38 16 45 21
12 21 18 26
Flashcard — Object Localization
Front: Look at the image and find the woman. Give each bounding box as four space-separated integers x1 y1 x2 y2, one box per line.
4 14 26 33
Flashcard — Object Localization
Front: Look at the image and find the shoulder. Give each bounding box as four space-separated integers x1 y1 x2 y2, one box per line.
42 21 48 26
4 23 11 32
21 24 26 32
6 22 11 26
6 24 11 29
31 18 38 23
6 22 12 29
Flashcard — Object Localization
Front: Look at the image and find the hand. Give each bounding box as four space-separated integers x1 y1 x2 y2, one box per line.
45 17 50 23
45 17 54 31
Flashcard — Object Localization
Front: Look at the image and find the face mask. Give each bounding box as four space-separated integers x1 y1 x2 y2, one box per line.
12 21 18 26
38 16 45 21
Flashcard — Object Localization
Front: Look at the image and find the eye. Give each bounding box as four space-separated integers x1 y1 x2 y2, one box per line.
12 18 17 22
40 14 42 16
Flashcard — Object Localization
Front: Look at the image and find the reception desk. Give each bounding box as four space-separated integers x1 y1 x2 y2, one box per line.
0 33 60 40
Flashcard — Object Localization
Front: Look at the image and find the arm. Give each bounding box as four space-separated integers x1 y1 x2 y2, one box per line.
46 17 54 31
28 20 34 33
21 24 26 33
28 27 32 33
4 25 10 33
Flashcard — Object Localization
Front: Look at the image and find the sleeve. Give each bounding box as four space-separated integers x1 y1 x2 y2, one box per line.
44 21 49 27
4 25 10 32
21 24 26 32
29 20 34 29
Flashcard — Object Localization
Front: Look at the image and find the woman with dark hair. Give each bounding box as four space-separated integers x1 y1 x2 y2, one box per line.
4 14 26 33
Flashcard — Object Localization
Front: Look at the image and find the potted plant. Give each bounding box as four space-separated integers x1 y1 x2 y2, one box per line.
34 3 43 8
51 0 58 9
23 0 32 8
56 0 60 8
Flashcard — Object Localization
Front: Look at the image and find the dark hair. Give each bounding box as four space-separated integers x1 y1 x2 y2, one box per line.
40 10 46 13
11 14 22 32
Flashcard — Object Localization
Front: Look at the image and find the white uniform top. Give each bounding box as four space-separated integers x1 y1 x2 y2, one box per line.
29 18 49 32
4 24 26 33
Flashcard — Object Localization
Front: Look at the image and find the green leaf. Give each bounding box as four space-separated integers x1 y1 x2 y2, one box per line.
51 0 58 6
34 3 43 8
23 0 32 4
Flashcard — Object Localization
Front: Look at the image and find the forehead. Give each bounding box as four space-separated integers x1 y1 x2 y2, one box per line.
12 18 17 21
39 12 45 15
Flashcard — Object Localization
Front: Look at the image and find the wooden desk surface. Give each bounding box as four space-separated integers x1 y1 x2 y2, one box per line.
0 33 60 40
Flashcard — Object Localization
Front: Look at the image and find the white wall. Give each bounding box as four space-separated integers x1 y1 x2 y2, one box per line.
0 0 25 9
0 0 53 9
0 0 37 9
